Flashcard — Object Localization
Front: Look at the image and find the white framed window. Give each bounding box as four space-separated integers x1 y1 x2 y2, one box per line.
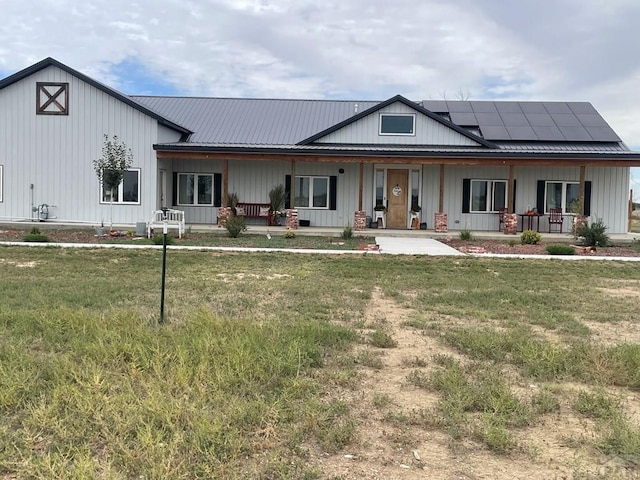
0 165 3 202
379 114 415 136
470 179 507 213
178 173 213 206
294 176 329 209
545 181 580 213
101 168 140 204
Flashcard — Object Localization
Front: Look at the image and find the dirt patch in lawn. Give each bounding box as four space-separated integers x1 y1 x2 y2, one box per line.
315 288 639 480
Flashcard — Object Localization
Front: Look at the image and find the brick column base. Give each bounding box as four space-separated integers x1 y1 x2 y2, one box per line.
503 213 518 235
435 213 448 233
286 209 298 230
354 211 367 231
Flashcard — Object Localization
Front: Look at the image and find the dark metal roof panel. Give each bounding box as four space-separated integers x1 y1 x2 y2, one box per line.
131 96 378 144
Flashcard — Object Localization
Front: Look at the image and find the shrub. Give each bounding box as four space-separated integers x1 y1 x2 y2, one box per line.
23 233 49 242
225 215 246 238
459 229 473 241
520 230 541 245
152 234 175 245
577 218 609 247
545 244 575 255
341 226 353 240
507 239 517 247
284 229 296 239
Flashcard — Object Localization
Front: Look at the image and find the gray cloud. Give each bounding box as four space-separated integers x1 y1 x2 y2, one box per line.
1 0 639 149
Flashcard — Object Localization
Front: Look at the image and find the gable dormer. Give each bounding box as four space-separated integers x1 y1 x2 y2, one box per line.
298 95 494 148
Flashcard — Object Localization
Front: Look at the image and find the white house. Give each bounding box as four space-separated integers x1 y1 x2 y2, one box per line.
1 57 639 233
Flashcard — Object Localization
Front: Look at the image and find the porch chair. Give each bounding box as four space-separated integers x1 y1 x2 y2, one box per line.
497 207 508 232
548 208 564 233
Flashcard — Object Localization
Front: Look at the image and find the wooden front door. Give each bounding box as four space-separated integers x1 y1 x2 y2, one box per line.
386 169 408 228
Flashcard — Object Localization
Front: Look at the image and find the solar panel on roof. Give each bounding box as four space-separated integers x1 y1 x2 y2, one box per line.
470 101 498 113
506 126 537 140
558 126 592 141
584 126 621 142
526 114 556 126
532 126 565 141
568 102 597 114
449 112 478 126
519 102 547 114
543 102 572 114
500 113 529 127
475 112 503 125
495 102 522 113
422 100 448 112
447 101 474 113
575 114 608 127
550 114 581 126
479 125 511 140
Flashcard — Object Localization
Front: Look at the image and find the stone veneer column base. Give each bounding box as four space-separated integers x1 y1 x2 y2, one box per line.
503 213 518 235
434 213 448 233
354 210 367 231
286 209 299 230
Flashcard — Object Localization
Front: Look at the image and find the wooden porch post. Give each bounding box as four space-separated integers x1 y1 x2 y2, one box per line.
358 162 364 211
507 165 515 214
222 159 229 206
290 160 296 208
579 165 586 215
438 163 445 212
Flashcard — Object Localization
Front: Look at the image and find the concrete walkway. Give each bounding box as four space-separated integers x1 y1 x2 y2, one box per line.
376 236 464 256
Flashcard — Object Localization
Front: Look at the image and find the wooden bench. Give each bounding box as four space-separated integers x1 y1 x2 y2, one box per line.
235 202 272 224
147 209 185 238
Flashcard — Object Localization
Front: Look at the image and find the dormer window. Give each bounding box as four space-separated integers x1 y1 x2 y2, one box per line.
379 113 415 136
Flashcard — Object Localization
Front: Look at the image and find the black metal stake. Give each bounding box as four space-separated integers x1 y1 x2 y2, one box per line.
159 207 169 324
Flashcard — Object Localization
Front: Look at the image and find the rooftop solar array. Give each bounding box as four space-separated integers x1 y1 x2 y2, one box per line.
421 100 620 142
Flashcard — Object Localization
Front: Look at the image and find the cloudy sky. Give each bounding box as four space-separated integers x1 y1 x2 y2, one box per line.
2 0 640 196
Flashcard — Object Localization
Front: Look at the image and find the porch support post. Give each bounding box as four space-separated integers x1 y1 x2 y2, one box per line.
358 162 364 211
438 163 445 212
507 164 515 214
222 159 229 206
290 160 296 208
435 163 448 232
579 165 586 215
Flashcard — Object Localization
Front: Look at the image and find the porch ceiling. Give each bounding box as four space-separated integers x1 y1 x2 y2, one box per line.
154 148 640 167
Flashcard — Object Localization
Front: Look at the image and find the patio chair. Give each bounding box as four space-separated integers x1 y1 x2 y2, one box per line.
497 207 508 231
548 208 564 233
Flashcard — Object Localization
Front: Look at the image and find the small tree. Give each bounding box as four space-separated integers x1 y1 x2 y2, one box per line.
93 135 133 228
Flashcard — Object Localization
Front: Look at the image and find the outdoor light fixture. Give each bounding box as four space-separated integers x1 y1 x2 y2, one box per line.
159 207 169 324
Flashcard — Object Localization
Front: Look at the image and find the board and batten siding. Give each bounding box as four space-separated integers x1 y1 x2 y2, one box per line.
316 102 481 146
0 65 162 224
441 165 629 233
165 158 361 227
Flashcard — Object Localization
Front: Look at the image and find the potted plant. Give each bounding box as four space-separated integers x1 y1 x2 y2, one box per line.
374 204 387 213
269 184 286 225
410 203 422 215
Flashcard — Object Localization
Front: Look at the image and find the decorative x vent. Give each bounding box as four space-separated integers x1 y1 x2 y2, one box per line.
36 82 69 115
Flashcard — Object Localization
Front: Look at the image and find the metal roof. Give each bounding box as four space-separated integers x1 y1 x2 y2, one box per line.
131 96 378 144
421 100 621 142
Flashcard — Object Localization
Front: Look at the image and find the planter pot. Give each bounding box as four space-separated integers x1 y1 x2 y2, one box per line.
95 227 106 236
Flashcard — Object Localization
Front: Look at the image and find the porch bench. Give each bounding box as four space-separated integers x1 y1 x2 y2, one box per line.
147 209 185 238
235 202 272 224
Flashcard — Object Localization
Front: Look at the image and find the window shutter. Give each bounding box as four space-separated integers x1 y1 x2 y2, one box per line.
214 173 222 207
172 172 178 206
462 179 470 213
329 176 337 210
536 180 545 213
584 181 592 216
284 175 291 209
511 180 517 213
